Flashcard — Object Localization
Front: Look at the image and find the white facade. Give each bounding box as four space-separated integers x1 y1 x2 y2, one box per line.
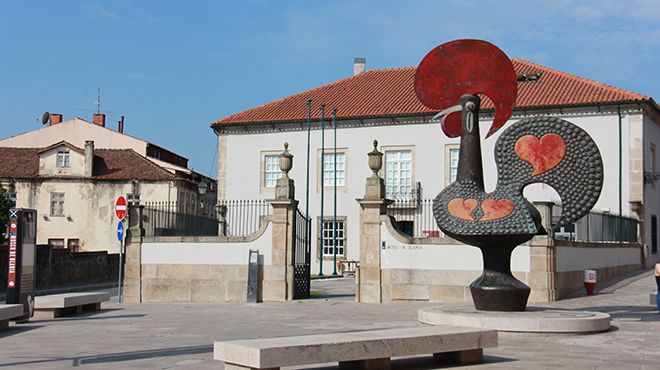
217 105 660 272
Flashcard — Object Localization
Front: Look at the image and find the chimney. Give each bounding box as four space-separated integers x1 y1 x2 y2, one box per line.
49 113 62 125
93 113 106 127
119 115 125 133
84 140 94 177
353 57 366 76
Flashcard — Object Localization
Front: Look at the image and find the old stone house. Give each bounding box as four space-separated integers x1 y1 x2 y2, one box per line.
0 140 198 253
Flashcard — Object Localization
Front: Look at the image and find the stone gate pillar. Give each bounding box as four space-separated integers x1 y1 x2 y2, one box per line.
265 143 298 301
123 203 144 303
356 140 391 303
528 201 557 302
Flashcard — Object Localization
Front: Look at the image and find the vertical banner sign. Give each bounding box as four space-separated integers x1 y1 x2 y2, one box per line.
7 216 17 288
6 208 37 322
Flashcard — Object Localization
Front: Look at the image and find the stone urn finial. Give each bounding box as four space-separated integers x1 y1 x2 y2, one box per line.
368 139 383 178
279 142 293 178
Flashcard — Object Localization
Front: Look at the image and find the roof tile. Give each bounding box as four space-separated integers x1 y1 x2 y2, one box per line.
213 59 650 126
0 147 175 181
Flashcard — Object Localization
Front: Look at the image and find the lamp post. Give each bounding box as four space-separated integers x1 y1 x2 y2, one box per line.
332 108 338 276
319 104 326 276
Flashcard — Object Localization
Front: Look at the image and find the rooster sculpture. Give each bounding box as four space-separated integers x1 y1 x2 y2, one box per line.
414 40 603 311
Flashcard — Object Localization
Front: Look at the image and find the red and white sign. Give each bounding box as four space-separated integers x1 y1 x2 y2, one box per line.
7 220 17 288
115 196 127 220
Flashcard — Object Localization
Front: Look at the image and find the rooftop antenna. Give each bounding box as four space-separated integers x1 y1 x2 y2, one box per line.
75 88 112 115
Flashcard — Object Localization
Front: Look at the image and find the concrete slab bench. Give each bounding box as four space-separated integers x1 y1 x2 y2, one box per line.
0 304 23 330
34 292 111 319
214 325 497 370
651 293 657 306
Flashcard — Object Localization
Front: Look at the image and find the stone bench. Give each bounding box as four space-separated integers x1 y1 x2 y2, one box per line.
0 304 24 330
34 292 111 319
651 293 657 306
214 325 497 370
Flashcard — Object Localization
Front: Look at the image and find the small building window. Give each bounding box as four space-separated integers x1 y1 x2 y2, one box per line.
449 148 459 183
50 192 65 216
264 155 281 188
56 150 70 168
385 150 412 199
652 215 657 254
48 239 65 249
323 152 346 187
320 218 345 257
67 238 80 252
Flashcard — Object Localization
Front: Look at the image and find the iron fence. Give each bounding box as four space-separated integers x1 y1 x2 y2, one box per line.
386 198 443 238
143 201 218 237
217 200 272 237
555 210 639 243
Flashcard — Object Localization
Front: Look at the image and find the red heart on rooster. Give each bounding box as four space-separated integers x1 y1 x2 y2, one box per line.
480 198 515 221
515 133 566 176
448 198 478 221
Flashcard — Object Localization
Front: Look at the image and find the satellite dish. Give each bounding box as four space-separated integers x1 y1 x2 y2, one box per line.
41 111 50 125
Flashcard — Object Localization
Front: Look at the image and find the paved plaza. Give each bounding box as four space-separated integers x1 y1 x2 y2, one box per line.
1 270 659 369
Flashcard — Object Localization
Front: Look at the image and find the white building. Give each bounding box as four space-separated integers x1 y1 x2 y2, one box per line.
214 58 659 274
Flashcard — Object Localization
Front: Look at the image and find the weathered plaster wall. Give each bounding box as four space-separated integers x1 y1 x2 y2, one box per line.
11 180 181 253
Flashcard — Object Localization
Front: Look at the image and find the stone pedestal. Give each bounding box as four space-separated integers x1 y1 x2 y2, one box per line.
265 199 298 301
123 204 144 303
529 202 557 302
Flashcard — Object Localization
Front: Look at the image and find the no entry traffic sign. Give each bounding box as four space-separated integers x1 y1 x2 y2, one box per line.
115 196 127 220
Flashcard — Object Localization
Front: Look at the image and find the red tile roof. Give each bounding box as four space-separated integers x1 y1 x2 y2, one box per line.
213 59 652 126
0 146 175 181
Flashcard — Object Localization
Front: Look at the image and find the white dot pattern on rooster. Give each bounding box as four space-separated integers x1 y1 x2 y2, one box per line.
434 116 603 238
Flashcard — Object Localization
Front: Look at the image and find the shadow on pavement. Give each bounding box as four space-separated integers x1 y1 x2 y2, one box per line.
557 305 660 322
33 313 146 323
75 344 213 366
0 324 45 338
292 354 517 369
0 344 213 368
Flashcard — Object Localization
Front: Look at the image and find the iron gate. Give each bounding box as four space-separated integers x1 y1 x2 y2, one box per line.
293 208 311 299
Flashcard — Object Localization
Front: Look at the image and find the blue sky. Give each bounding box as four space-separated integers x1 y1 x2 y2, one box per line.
1 1 658 175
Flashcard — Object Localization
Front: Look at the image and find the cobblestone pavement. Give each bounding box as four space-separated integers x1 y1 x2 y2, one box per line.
0 270 658 369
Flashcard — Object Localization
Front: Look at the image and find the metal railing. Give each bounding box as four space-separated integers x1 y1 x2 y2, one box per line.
217 199 272 237
554 210 639 243
143 201 218 237
386 198 443 238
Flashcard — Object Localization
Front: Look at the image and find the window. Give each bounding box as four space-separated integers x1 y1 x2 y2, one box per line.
56 150 70 168
445 144 460 185
320 218 345 257
652 215 657 254
48 239 65 249
50 192 65 216
323 152 345 187
651 143 656 190
67 239 80 252
385 150 412 199
449 148 459 183
263 154 281 188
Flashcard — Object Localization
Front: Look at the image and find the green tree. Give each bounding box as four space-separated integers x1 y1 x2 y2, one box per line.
0 187 12 243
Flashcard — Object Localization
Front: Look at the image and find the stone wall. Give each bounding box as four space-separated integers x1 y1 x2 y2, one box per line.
0 244 118 292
